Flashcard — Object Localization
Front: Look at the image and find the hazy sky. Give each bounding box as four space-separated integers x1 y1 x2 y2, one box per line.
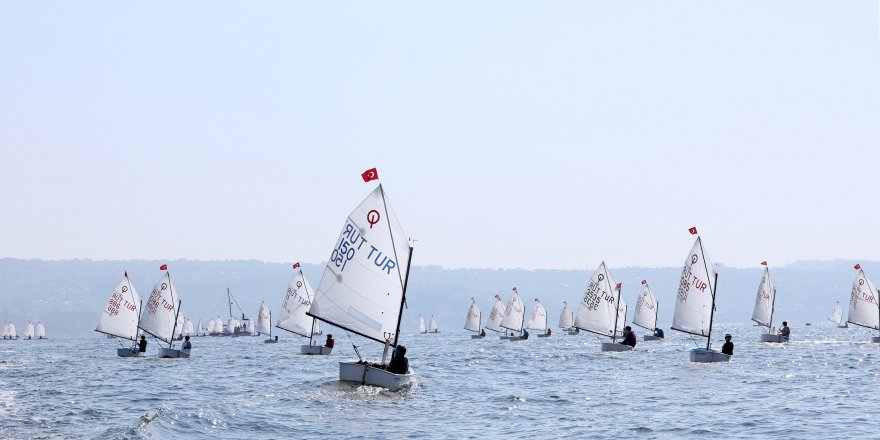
1 2 878 270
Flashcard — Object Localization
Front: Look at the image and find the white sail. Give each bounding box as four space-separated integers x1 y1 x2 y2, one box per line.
245 318 255 334
632 285 658 331
574 262 620 337
174 314 186 338
672 237 717 337
751 267 775 328
558 301 574 329
847 269 880 330
7 323 16 338
485 295 506 333
183 319 194 336
464 299 481 332
1 322 7 338
429 316 438 332
308 185 412 344
500 289 525 332
526 299 548 330
196 320 205 336
829 302 843 326
419 316 426 333
24 322 34 338
257 302 272 335
277 271 318 337
35 322 46 338
96 275 142 341
138 272 181 344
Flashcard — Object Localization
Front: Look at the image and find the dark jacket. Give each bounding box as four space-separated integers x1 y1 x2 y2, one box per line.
721 341 734 355
138 339 147 352
386 354 409 375
622 331 637 347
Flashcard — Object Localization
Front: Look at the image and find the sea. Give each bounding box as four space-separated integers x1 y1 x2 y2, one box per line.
0 323 877 439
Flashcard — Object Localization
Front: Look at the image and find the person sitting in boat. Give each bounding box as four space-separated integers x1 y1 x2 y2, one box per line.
778 322 790 339
182 336 192 352
653 327 664 339
522 329 529 340
325 334 335 348
385 345 409 374
138 335 147 353
545 328 551 336
721 334 734 356
480 329 486 337
622 326 637 347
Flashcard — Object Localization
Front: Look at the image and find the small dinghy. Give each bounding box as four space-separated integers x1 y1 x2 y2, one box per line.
464 298 485 339
846 264 880 343
24 322 34 340
140 267 190 359
558 301 576 335
95 272 144 357
574 262 632 352
829 302 847 328
528 299 551 338
671 229 729 363
306 178 414 389
428 315 440 333
35 322 46 340
753 262 788 343
257 302 277 343
418 316 427 334
501 287 526 340
484 294 506 338
277 266 330 354
634 280 662 341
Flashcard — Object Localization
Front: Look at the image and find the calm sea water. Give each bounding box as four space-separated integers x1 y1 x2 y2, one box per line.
0 323 877 439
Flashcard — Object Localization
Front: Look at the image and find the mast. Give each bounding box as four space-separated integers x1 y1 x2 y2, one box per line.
705 272 719 350
127 271 140 341
606 265 620 343
393 245 414 347
169 272 180 349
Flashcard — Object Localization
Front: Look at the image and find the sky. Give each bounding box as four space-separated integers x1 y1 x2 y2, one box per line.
0 2 878 271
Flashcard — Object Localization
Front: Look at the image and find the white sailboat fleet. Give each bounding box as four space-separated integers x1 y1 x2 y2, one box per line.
277 267 328 354
139 269 189 358
306 181 415 390
574 262 630 352
634 281 661 341
95 272 144 357
829 302 846 328
465 298 484 339
753 262 786 343
500 288 526 340
846 264 880 343
671 231 728 363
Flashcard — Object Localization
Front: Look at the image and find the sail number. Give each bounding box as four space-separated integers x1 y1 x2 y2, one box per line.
106 292 137 316
582 280 613 311
331 221 398 275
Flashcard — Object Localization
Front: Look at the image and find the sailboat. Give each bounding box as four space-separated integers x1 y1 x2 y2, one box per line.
500 287 526 340
530 299 551 338
484 294 506 336
672 230 728 363
753 263 785 342
35 322 46 339
465 298 484 339
829 302 847 328
224 288 252 337
277 267 328 354
139 268 189 358
24 322 34 340
95 272 143 357
183 319 195 338
846 264 880 342
573 262 630 351
428 315 440 333
196 319 206 336
418 316 427 334
634 280 662 341
306 180 415 390
258 302 276 343
558 301 576 335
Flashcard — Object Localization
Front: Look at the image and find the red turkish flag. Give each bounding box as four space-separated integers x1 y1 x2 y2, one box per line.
159 264 167 270
641 280 647 285
361 168 379 182
688 226 698 235
615 282 622 290
293 262 300 269
761 261 767 266
855 264 861 270
512 287 518 293
495 294 501 300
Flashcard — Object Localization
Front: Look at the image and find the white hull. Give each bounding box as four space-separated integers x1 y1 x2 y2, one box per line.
837 325 848 328
690 348 730 363
601 342 633 352
871 336 880 343
338 361 414 391
760 333 789 343
300 345 333 355
264 338 279 343
566 330 580 335
470 334 485 339
117 348 145 357
158 347 190 358
642 335 662 341
499 336 514 340
509 336 528 341
537 334 551 338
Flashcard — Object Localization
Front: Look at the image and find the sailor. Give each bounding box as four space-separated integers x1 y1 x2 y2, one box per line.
721 334 734 356
778 322 791 339
653 327 665 338
479 329 486 337
325 334 335 348
522 329 529 340
621 326 637 347
545 328 552 336
182 335 192 351
386 345 409 374
138 335 147 352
